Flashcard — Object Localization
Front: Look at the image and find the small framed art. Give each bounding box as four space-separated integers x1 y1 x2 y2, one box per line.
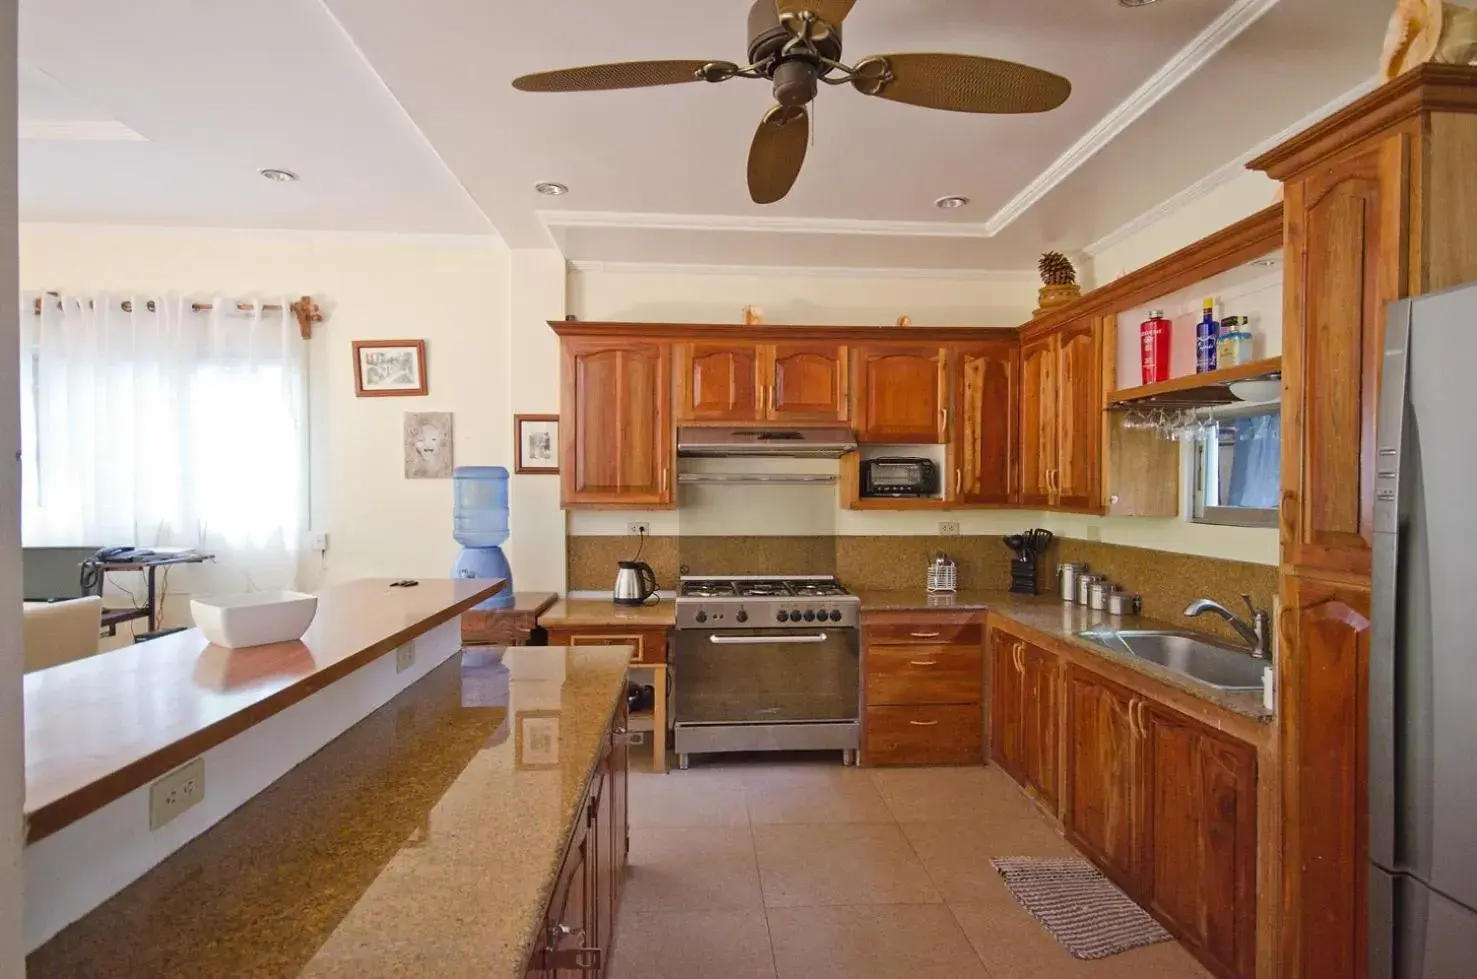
353 339 428 397
515 413 560 474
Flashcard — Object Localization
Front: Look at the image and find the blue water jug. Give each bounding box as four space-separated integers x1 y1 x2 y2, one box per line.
453 466 510 548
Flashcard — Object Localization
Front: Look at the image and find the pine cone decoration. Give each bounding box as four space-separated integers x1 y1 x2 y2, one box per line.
1038 251 1077 286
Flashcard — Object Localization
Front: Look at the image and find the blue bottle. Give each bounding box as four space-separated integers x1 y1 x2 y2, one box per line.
451 466 514 609
1195 297 1219 374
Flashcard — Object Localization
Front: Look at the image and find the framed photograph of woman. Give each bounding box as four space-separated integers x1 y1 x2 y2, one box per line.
353 339 428 397
515 414 560 474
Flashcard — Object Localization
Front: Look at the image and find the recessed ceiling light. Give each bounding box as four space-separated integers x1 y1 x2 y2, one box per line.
257 168 299 183
535 181 570 196
934 195 970 210
1118 0 1163 6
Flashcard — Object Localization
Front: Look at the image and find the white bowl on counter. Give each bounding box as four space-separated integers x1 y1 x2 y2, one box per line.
190 590 318 648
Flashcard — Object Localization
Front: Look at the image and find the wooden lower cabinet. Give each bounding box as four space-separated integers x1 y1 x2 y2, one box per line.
864 704 982 765
1065 668 1140 885
862 612 984 766
545 627 670 667
526 705 629 978
989 629 1060 812
990 631 1027 781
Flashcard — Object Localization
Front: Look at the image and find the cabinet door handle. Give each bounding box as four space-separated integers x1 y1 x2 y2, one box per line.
909 631 942 639
955 469 962 497
909 719 940 727
1127 698 1139 739
767 384 775 416
909 659 939 666
1136 701 1148 737
941 406 949 435
662 467 670 495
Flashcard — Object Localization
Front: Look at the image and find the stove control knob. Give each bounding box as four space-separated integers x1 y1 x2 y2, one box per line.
735 609 748 623
803 609 816 622
695 610 707 624
776 610 789 623
829 609 843 622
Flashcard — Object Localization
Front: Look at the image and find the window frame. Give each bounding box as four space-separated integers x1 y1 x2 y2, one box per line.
1189 405 1280 529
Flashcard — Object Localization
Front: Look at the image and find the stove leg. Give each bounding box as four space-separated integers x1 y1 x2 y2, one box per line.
842 749 857 766
678 753 690 771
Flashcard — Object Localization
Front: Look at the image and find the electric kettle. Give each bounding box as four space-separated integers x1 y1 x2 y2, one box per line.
613 561 659 606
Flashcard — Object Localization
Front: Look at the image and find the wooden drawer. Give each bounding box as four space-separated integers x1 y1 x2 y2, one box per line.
864 704 983 766
866 644 982 706
864 616 983 647
546 628 669 666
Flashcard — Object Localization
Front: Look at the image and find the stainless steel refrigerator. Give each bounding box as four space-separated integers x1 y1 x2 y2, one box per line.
1371 280 1477 977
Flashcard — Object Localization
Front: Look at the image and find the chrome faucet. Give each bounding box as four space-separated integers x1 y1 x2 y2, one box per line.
1184 594 1272 660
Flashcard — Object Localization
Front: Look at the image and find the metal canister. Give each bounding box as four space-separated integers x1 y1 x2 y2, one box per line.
1108 591 1142 617
1077 573 1104 606
1089 580 1114 611
1057 563 1086 603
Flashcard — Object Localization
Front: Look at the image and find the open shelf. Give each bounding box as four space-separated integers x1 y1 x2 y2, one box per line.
1108 356 1282 408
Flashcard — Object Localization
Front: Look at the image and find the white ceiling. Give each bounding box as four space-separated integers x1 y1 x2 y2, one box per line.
18 0 1394 269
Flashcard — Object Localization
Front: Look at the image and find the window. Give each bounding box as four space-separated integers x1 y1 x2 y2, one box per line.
1191 408 1280 528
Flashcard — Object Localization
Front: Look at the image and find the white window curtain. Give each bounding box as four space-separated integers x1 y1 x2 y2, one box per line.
18 294 308 589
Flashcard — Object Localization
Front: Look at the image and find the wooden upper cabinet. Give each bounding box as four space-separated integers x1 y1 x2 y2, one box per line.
1018 333 1058 508
561 338 674 508
853 345 948 443
1142 704 1258 979
676 343 760 423
765 343 848 423
1065 668 1141 888
1279 135 1407 579
1055 320 1101 510
951 342 1016 504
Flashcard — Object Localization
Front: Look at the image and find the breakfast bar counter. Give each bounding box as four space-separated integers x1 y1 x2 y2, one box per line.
27 644 632 978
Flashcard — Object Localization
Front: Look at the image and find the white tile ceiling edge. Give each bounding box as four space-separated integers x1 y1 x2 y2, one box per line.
19 120 146 142
1080 74 1379 258
19 221 506 249
981 0 1284 237
540 209 996 239
565 259 1038 281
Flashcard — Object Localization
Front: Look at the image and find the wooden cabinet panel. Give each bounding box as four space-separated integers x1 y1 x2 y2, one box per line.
677 342 760 422
952 341 1017 505
561 338 673 507
990 631 1026 780
766 343 848 422
853 345 948 443
546 628 670 666
864 616 982 647
864 704 982 765
1065 668 1140 887
1281 575 1371 979
1021 641 1061 811
1143 705 1258 979
1018 335 1056 508
1282 135 1406 577
866 643 982 706
1055 321 1100 510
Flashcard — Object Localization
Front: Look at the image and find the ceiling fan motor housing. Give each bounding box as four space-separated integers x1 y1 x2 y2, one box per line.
747 1 842 68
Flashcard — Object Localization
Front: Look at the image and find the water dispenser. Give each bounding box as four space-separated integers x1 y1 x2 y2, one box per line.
451 466 514 609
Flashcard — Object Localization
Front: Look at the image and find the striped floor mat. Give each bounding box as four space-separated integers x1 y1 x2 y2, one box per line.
991 857 1172 960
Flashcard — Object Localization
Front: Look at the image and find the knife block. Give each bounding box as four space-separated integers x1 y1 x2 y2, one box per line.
1010 555 1041 595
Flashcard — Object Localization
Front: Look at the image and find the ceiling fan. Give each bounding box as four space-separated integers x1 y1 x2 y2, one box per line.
512 0 1072 205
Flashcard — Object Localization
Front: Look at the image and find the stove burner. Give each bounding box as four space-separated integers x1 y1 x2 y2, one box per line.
738 581 791 597
791 582 846 597
679 581 737 598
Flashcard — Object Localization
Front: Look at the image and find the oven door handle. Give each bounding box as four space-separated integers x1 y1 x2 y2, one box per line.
708 633 829 645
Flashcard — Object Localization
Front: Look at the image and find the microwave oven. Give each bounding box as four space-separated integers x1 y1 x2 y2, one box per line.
861 457 940 498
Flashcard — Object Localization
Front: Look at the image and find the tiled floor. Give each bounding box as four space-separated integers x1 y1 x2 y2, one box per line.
608 755 1213 979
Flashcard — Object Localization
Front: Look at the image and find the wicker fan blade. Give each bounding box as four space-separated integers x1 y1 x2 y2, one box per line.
775 0 856 37
512 60 722 92
853 53 1070 114
748 104 810 205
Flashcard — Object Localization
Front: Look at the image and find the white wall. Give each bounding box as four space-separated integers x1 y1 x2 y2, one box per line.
1 1 27 972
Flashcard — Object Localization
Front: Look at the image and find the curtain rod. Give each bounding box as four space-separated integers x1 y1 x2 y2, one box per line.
29 293 324 340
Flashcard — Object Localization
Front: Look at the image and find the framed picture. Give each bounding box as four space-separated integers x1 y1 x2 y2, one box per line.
404 411 453 479
515 414 560 474
515 710 562 769
353 339 428 397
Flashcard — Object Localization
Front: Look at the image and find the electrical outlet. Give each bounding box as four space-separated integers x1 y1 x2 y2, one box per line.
938 521 961 536
627 522 650 536
150 757 205 830
305 531 329 553
1085 524 1103 542
395 640 417 673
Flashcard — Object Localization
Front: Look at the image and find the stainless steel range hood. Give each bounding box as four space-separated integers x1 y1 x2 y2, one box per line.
677 426 857 459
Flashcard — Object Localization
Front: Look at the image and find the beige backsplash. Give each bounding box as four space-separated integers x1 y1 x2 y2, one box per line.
567 534 1275 641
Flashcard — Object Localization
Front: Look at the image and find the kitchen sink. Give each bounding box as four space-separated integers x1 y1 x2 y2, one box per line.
1076 629 1265 692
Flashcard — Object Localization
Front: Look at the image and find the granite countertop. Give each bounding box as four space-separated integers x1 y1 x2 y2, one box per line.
539 596 676 628
27 645 631 979
858 588 1271 723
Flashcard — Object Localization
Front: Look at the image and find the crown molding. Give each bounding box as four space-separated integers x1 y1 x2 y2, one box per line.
981 0 1283 237
19 221 506 248
565 259 1037 282
540 209 994 239
1081 75 1378 258
19 119 146 142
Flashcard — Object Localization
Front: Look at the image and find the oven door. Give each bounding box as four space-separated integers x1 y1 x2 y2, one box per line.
673 628 859 726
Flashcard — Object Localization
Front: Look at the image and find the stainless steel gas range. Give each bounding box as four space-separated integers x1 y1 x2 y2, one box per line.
673 575 860 770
